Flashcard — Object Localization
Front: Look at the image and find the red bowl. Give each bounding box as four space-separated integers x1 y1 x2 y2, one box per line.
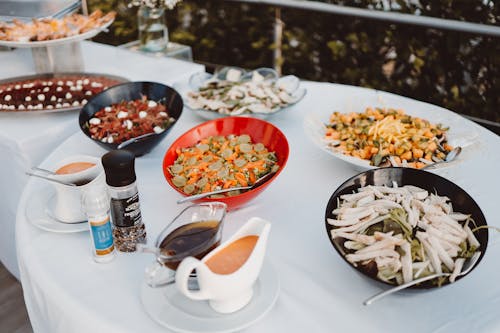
163 117 289 210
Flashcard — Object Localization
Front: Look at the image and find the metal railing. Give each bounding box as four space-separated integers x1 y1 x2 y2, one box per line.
226 0 500 73
226 0 500 36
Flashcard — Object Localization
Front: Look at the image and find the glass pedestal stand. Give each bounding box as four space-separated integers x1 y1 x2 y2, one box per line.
119 41 193 62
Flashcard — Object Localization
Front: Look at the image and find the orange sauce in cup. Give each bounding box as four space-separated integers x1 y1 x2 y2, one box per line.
206 235 258 275
55 162 95 175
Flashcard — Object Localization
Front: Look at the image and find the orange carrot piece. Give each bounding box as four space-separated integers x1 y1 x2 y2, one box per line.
235 172 248 186
187 174 200 185
223 180 235 189
249 171 256 184
245 160 265 170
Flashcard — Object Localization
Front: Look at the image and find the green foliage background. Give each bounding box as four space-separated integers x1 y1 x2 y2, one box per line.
89 0 500 123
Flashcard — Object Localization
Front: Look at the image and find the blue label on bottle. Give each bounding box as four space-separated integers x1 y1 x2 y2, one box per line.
90 218 114 251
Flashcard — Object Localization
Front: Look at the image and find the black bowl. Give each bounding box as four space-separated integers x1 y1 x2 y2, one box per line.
79 81 183 156
325 167 488 289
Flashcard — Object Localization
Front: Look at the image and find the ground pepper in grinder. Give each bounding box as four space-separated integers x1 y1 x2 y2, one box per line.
102 150 146 252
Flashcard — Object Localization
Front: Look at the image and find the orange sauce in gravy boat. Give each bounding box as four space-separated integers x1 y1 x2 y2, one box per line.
206 235 258 275
55 162 96 175
176 217 270 314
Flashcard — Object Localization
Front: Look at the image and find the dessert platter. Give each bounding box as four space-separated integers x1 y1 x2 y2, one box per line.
0 72 127 113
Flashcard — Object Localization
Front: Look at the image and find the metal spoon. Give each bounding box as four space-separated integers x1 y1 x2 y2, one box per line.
31 166 56 175
177 172 276 204
117 132 157 150
363 251 481 306
136 244 198 288
25 172 77 187
422 147 462 170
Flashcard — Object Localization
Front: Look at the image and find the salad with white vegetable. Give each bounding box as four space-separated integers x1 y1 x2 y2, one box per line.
186 68 299 115
328 183 480 286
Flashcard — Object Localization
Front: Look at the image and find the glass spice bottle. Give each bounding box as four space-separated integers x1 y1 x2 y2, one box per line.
81 185 116 263
102 150 147 252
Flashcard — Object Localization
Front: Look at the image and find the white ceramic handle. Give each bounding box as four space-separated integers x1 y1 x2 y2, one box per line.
176 257 209 300
145 261 175 288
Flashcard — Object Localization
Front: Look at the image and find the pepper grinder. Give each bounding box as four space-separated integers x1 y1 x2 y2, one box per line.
102 150 147 252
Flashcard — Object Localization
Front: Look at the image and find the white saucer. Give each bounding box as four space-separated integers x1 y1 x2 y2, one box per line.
141 260 280 333
25 186 88 233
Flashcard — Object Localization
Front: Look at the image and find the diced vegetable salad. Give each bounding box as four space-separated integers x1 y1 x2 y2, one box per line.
168 134 279 197
324 107 454 169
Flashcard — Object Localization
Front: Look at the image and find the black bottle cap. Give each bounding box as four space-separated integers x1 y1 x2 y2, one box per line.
101 150 137 187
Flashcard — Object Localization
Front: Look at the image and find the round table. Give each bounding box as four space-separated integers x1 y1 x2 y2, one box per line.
16 81 500 333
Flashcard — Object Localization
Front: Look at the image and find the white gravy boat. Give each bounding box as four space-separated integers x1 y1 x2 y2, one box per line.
49 155 104 223
175 217 271 314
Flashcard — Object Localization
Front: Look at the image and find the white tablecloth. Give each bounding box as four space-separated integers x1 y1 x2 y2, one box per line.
16 82 500 333
0 41 204 278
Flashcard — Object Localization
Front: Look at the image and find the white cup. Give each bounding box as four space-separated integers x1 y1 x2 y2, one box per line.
49 155 104 223
175 217 271 314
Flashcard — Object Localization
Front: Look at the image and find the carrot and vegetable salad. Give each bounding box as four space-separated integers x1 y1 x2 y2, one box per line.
168 134 279 197
324 107 454 169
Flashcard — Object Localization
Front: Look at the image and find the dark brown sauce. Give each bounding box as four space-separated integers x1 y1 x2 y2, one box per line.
73 178 94 186
159 220 221 270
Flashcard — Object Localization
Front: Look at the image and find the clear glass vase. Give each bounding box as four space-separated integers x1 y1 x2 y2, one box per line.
138 6 168 52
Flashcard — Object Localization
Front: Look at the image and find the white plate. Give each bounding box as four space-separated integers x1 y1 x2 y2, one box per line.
179 67 307 120
304 89 481 171
141 260 280 333
25 186 88 233
0 18 114 48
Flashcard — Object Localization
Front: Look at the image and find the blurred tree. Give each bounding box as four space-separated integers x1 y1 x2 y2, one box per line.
88 0 500 123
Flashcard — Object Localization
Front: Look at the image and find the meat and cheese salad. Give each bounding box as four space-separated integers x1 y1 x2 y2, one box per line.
168 134 279 196
328 184 480 286
324 107 455 169
87 96 175 144
187 69 297 115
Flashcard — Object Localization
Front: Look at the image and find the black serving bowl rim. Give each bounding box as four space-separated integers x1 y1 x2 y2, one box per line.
79 81 183 156
324 167 488 289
